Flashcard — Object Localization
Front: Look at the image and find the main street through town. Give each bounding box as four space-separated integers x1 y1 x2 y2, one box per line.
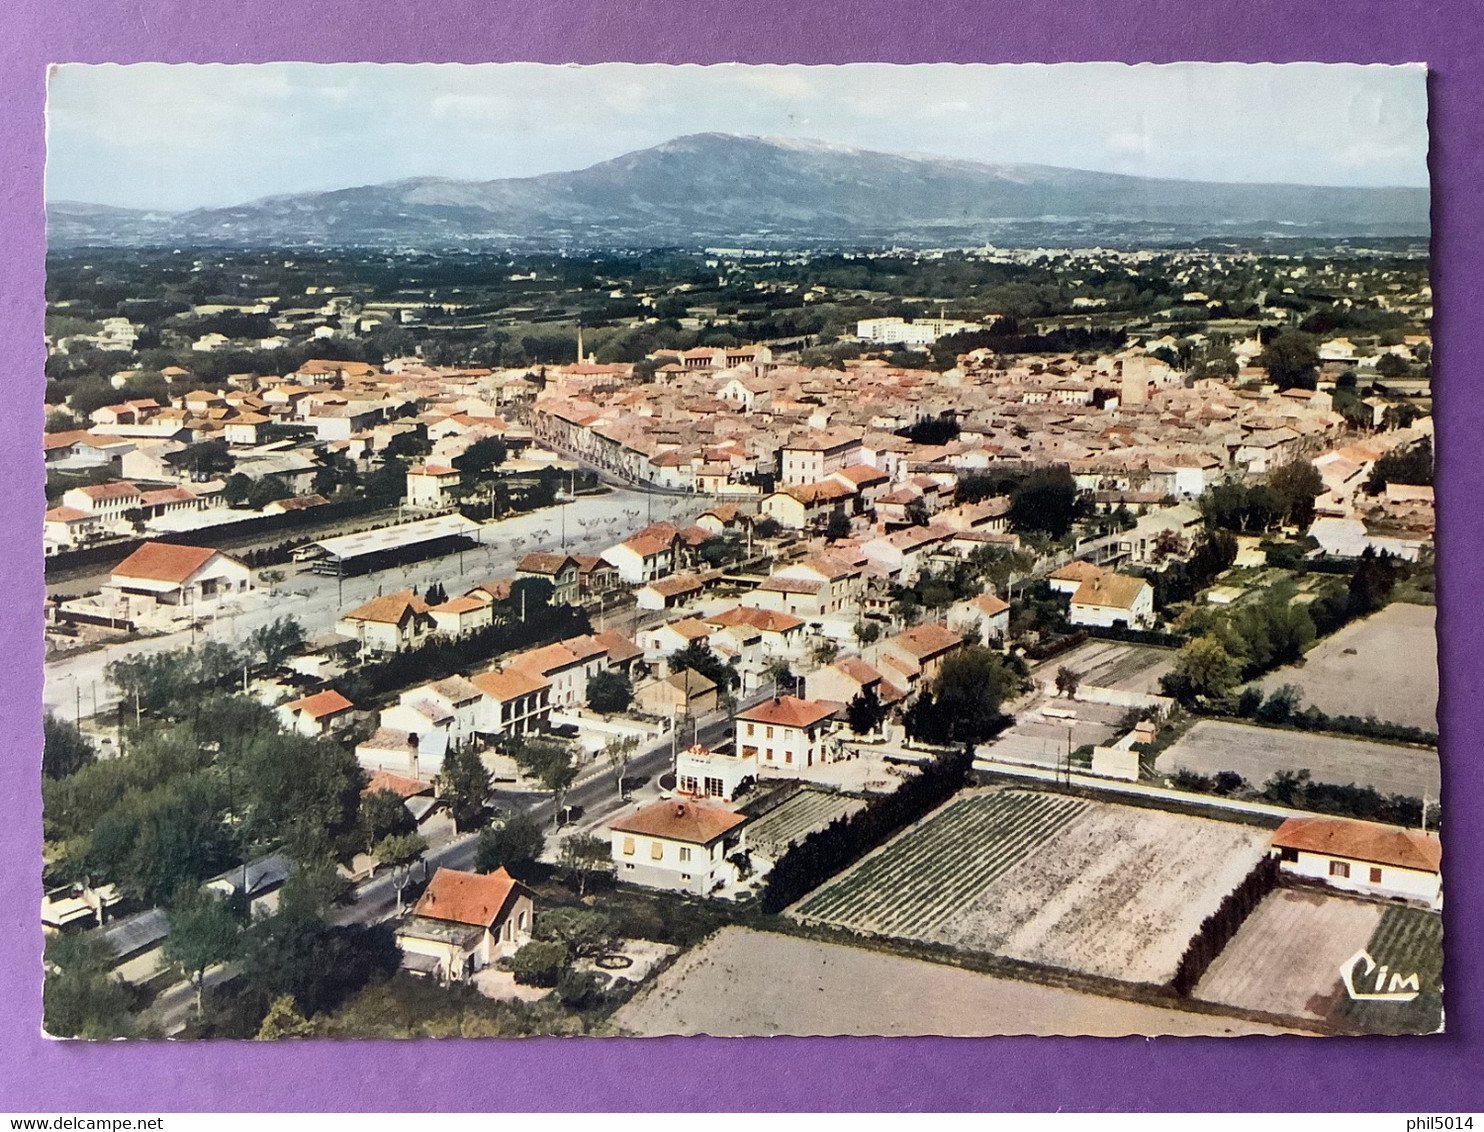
44 484 705 719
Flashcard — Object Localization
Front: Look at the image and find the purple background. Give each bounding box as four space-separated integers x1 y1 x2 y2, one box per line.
2 0 1480 1112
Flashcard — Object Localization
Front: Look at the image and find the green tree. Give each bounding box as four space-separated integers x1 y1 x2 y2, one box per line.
668 640 740 691
852 619 881 648
1165 634 1243 703
474 812 545 878
372 831 427 869
509 940 567 987
1009 466 1083 539
223 473 254 507
42 933 136 1039
536 906 614 960
1259 331 1320 390
359 788 415 849
247 616 307 672
603 734 640 797
846 685 886 736
557 834 611 897
164 886 241 1017
43 712 96 779
825 508 852 542
586 669 633 714
247 475 294 510
255 994 314 1039
1268 460 1325 528
906 646 1017 747
436 746 492 831
1055 666 1080 699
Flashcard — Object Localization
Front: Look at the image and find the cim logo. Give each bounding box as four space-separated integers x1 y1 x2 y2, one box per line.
1341 948 1422 1002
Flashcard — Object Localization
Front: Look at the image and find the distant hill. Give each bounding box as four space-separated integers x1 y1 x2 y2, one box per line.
47 133 1430 250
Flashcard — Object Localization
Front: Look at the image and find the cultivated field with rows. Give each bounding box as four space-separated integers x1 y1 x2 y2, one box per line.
793 790 1088 934
747 788 867 860
794 787 1272 987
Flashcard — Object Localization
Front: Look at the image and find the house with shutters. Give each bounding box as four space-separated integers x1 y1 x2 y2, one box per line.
734 695 841 778
1270 816 1442 910
336 590 436 654
515 552 581 606
397 867 535 983
876 622 964 688
609 799 748 896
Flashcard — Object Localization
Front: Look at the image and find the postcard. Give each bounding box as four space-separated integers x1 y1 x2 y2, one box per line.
38 61 1439 1040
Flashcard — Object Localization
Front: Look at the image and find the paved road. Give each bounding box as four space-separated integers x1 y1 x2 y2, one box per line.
331 689 768 926
45 485 701 718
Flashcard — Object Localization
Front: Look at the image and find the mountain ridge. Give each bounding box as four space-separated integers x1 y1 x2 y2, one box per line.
47 132 1430 250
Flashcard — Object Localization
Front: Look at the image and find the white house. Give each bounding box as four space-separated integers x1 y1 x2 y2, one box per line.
609 800 748 897
602 531 675 584
104 543 252 626
947 592 1011 645
336 591 436 654
277 688 356 736
1067 574 1155 630
515 553 581 606
404 464 461 510
469 665 552 737
1271 816 1443 910
734 696 840 778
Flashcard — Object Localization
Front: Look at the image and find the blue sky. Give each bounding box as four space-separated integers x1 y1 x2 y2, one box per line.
45 62 1429 211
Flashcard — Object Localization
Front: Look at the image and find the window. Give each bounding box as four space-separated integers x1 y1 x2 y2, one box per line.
1370 867 1383 884
622 837 635 857
785 751 793 764
1330 860 1351 879
746 723 754 738
679 847 692 862
680 874 691 881
1279 847 1298 862
624 862 635 870
705 777 725 797
766 726 774 740
650 841 664 860
679 775 699 795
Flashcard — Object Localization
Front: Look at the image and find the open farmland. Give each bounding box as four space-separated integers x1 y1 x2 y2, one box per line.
610 927 1293 1036
793 788 1272 986
1253 603 1437 732
746 788 867 860
1156 719 1440 799
1194 889 1384 1022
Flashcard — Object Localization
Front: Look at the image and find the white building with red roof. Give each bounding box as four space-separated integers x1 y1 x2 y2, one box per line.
277 688 356 737
610 799 748 896
1271 816 1443 909
404 463 460 510
396 867 535 982
103 542 252 626
734 695 841 778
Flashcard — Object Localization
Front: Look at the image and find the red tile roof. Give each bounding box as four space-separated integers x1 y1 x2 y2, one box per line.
413 867 527 928
111 542 222 584
1273 817 1442 873
610 800 746 845
285 688 354 719
737 695 837 729
362 770 430 798
342 590 431 625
